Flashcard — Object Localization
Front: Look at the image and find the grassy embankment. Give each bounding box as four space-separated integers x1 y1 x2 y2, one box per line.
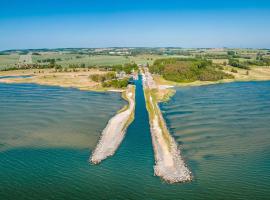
121 85 136 130
144 87 171 149
154 87 176 102
118 85 135 113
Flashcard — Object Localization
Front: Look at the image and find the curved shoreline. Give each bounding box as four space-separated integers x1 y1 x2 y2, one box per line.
153 66 270 89
90 85 135 164
142 69 192 183
0 69 123 92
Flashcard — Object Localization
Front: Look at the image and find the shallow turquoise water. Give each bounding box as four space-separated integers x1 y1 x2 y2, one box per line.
0 80 270 199
0 83 125 151
0 75 32 79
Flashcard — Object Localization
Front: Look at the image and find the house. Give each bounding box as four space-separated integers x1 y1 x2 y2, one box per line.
116 71 127 79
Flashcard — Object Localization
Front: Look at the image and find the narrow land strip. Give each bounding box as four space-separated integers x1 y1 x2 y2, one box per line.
142 68 192 183
90 85 135 164
152 66 270 88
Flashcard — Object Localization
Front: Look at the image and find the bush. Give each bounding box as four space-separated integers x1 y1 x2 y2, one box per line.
217 65 224 70
102 79 129 88
231 68 238 73
102 63 138 74
227 51 236 56
90 74 104 82
245 58 270 66
54 65 62 70
105 72 116 80
32 52 41 55
228 59 250 69
90 72 116 82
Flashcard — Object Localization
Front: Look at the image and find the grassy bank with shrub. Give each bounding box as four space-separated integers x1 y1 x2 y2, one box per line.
90 72 129 88
149 58 233 83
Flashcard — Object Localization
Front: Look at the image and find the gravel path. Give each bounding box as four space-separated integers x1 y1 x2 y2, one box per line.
142 68 192 183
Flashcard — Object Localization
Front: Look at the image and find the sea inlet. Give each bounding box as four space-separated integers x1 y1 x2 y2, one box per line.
0 79 270 200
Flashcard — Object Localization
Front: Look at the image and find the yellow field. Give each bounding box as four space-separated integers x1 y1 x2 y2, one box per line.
0 68 114 91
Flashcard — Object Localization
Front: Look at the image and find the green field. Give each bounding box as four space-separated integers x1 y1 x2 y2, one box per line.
0 48 269 70
0 54 20 69
0 53 162 69
32 54 131 67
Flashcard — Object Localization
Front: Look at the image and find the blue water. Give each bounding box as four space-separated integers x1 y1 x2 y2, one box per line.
1 80 270 199
0 75 32 79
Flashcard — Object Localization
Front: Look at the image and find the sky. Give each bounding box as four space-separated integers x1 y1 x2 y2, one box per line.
0 0 270 50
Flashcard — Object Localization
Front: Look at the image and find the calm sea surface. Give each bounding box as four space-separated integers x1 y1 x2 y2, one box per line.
0 80 270 200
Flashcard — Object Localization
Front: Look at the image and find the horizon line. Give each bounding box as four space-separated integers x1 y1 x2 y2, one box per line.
1 46 270 52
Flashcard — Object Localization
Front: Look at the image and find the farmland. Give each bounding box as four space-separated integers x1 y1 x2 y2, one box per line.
1 48 270 80
0 54 20 69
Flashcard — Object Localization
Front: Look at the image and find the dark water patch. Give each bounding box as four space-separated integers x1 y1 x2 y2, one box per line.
202 154 219 160
0 75 32 79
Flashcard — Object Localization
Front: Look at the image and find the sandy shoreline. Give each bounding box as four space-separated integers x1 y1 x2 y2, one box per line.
142 68 192 183
0 68 136 164
0 68 113 92
153 66 270 88
90 85 135 164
